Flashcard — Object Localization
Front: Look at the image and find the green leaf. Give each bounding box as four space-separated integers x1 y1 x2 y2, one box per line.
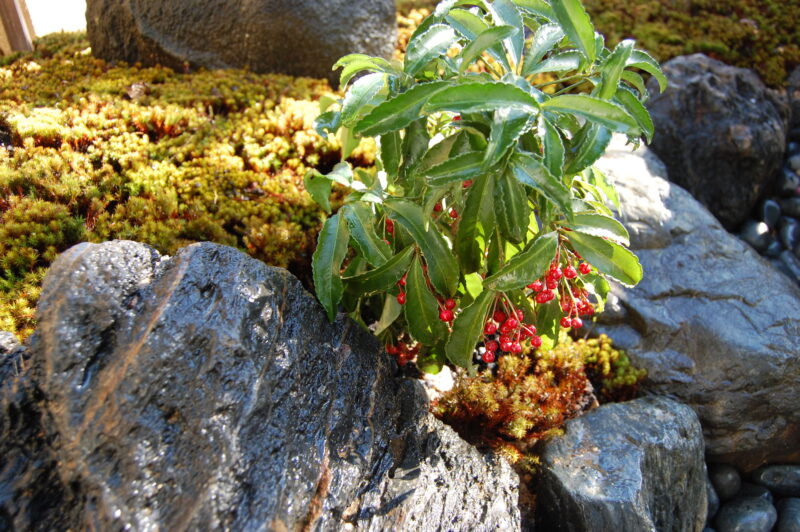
543 94 639 134
620 70 649 100
523 23 566 74
463 272 484 300
568 230 642 287
486 0 525 68
303 170 332 214
314 109 342 138
374 295 403 335
614 86 654 143
455 172 496 273
626 49 668 93
424 151 485 186
326 161 354 186
496 167 530 244
564 122 611 174
418 132 464 173
581 272 610 313
511 153 572 217
400 118 430 184
333 53 395 88
535 299 561 351
380 131 402 180
405 255 448 344
512 0 557 21
458 25 518 74
343 246 415 295
483 231 558 290
354 81 451 137
418 349 447 375
424 81 540 115
341 73 389 126
446 9 509 68
538 115 564 177
597 39 634 100
587 166 620 212
405 24 459 76
484 108 532 168
341 204 392 267
312 214 351 322
445 288 495 370
385 199 459 296
524 50 583 76
550 0 596 62
566 213 629 246
339 126 360 159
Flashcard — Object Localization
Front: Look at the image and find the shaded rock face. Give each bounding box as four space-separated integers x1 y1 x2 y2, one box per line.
646 54 789 229
790 66 800 130
85 0 397 86
595 136 800 472
535 396 707 532
1 241 520 531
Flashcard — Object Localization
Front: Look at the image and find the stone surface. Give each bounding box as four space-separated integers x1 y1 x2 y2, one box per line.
2 241 521 531
710 464 743 501
645 54 789 229
737 482 774 504
752 465 800 497
760 199 782 229
778 168 800 197
0 331 20 355
776 498 800 532
708 477 721 522
535 396 707 532
739 220 772 253
714 497 777 532
781 198 800 218
780 250 800 282
595 136 800 471
85 0 397 86
780 217 800 250
789 66 800 130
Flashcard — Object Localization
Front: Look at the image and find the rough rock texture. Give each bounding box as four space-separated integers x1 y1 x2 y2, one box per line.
646 54 789 229
1 241 520 531
535 396 707 532
85 0 397 86
789 66 800 130
595 136 800 472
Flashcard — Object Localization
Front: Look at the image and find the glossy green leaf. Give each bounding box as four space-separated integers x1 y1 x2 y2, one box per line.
614 86 654 143
343 246 415 295
626 50 667 92
405 255 448 344
566 213 629 246
496 168 530 244
568 230 642 287
354 81 451 137
312 214 351 322
512 0 557 21
405 24 459 75
587 166 620 212
483 231 558 290
459 25 518 74
525 50 583 76
334 54 395 88
551 0 596 62
380 131 402 180
314 110 341 137
385 199 459 296
455 172 496 273
538 115 565 177
326 161 354 186
511 153 572 217
564 122 611 174
418 349 447 374
445 288 495 370
418 132 464 173
485 108 532 168
487 0 525 68
424 82 540 115
620 70 649 100
597 39 634 99
522 23 566 75
543 94 639 134
341 73 388 126
339 126 360 159
341 204 392 267
463 272 483 300
446 9 509 68
400 118 430 184
424 151 485 186
535 299 561 351
303 170 332 214
374 295 403 335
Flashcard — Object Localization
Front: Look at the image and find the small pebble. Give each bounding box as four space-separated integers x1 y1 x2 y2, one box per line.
781 198 800 218
739 220 772 253
752 465 800 497
790 155 800 173
737 482 773 503
708 476 721 521
778 167 800 197
710 464 743 501
776 498 800 532
788 141 800 157
760 199 782 229
780 251 800 282
715 497 777 532
780 217 800 250
765 240 784 258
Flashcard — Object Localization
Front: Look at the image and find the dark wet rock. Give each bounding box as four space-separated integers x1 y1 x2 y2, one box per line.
778 167 800 197
86 0 397 86
776 498 800 532
789 155 800 173
645 54 789 229
714 497 777 532
780 250 800 282
781 198 800 218
737 482 774 504
789 142 800 157
752 466 800 497
761 199 783 229
704 528 718 532
790 128 800 143
10 240 520 531
790 66 800 130
770 257 796 279
765 240 785 258
535 396 707 532
710 464 743 501
595 136 800 471
780 217 800 250
708 476 721 521
739 220 773 252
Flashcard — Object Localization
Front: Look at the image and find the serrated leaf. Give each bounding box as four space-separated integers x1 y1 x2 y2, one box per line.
446 9 509 69
400 118 430 185
341 73 389 126
496 168 530 244
424 151 485 186
385 199 458 296
535 299 561 351
511 153 572 217
485 107 532 168
597 39 634 100
522 23 566 75
538 115 564 177
483 231 558 290
354 81 451 137
543 94 639 134
551 0 596 62
568 230 642 287
626 49 667 93
303 170 332 213
459 25 518 74
343 246 415 295
418 132 464 173
588 166 620 212
486 0 525 68
614 86 654 143
314 110 341 137
405 24 459 76
424 81 540 115
334 54 395 88
405 255 448 344
455 172 496 273
525 50 583 76
566 213 629 246
445 289 495 370
374 295 403 335
512 0 557 21
341 204 392 267
380 131 402 180
565 122 611 174
620 70 649 100
312 214 351 322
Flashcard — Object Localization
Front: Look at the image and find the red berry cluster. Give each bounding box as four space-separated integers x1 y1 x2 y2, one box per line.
385 341 418 366
475 307 541 366
527 259 595 330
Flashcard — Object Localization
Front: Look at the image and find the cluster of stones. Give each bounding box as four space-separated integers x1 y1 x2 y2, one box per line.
738 135 800 285
705 463 800 532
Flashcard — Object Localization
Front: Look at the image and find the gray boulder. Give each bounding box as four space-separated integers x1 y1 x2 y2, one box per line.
646 54 789 229
535 396 707 532
1 240 520 531
85 0 397 86
595 136 800 472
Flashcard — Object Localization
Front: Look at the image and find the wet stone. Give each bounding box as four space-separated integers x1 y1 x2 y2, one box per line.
778 167 800 197
710 464 743 501
788 142 800 157
708 476 721 521
791 128 800 143
761 199 782 229
737 482 774 504
715 497 777 532
780 250 800 282
753 465 800 497
770 258 796 279
776 498 800 532
782 198 800 218
780 217 800 250
790 155 800 173
765 240 785 258
739 220 772 253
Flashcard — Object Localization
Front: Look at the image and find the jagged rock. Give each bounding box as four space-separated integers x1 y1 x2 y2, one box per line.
645 54 789 229
595 136 800 472
4 240 520 531
535 396 707 531
85 0 396 86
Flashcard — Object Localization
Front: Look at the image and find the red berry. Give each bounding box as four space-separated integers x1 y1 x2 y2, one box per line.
535 291 548 304
561 317 572 328
493 310 507 323
546 277 558 290
434 202 443 212
544 290 555 302
383 239 391 246
521 325 536 337
500 340 513 352
528 280 543 292
549 267 563 280
500 322 513 334
485 340 499 352
386 344 398 355
462 179 473 188
511 342 522 354
499 334 511 345
482 351 496 363
397 292 406 305
515 309 525 320
453 115 462 121
398 273 407 287
484 322 498 335
503 318 519 330
386 219 394 234
531 335 543 348
445 298 457 310
571 317 583 329
439 309 454 322
563 265 577 279
449 208 458 219
579 262 592 274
